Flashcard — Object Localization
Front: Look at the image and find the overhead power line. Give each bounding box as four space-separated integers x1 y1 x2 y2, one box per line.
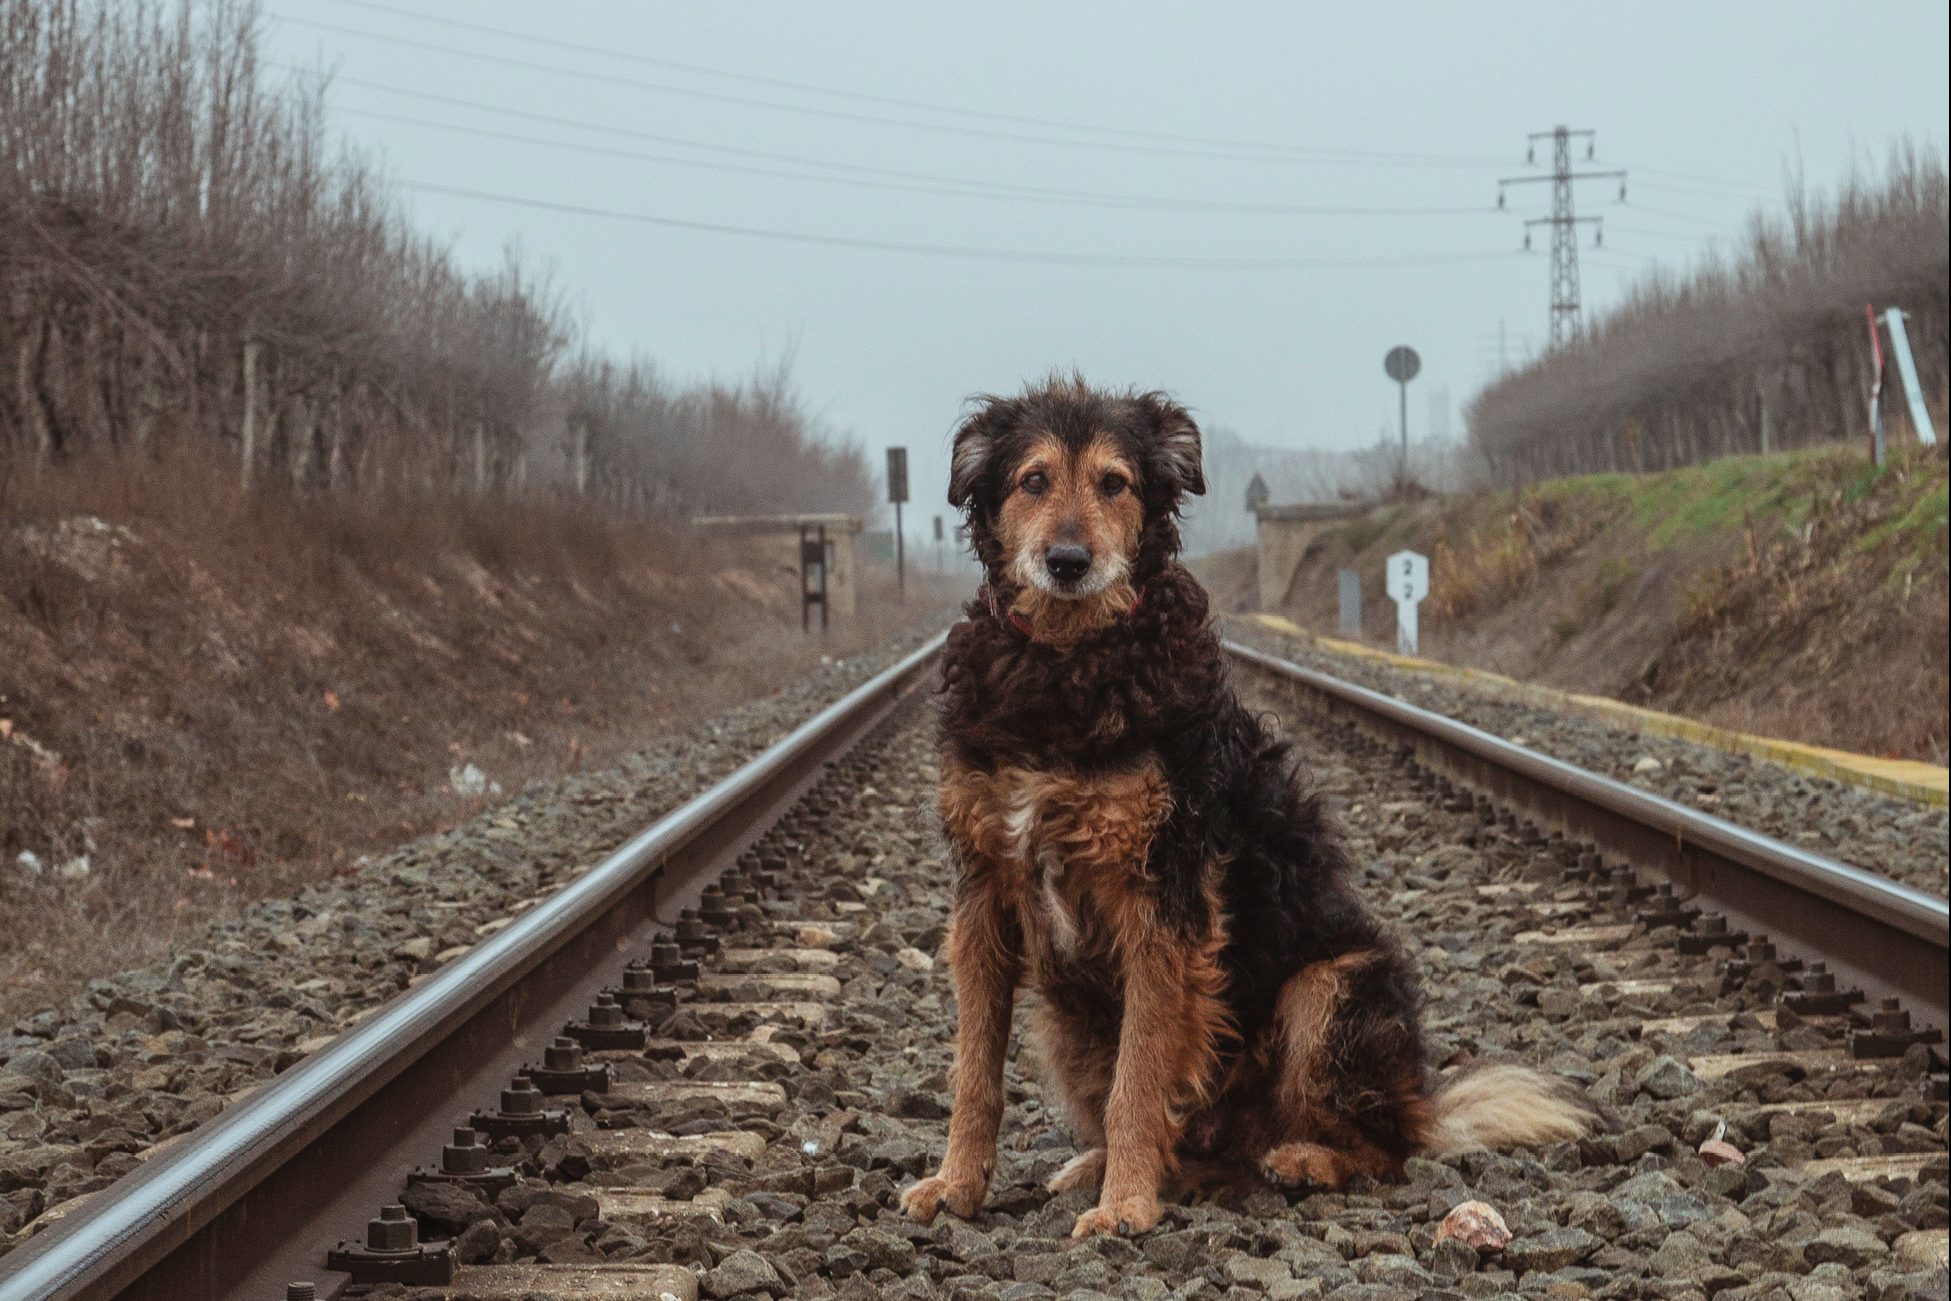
1634 167 1779 197
271 9 1506 169
1617 202 1747 232
321 0 1510 167
398 179 1525 271
329 101 1500 219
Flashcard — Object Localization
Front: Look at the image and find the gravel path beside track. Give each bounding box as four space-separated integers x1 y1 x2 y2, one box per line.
304 669 1944 1301
1226 620 1950 902
0 632 938 1254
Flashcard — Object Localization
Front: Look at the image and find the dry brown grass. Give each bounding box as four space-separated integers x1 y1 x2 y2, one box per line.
0 447 955 1019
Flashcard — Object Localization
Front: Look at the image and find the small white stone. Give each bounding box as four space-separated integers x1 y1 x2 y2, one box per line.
56 854 91 881
1434 1200 1512 1254
448 763 489 797
1632 756 1664 774
15 850 43 878
894 947 935 973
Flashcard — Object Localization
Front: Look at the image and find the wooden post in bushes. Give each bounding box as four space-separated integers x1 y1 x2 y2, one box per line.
573 419 592 495
1865 304 1887 468
239 334 261 491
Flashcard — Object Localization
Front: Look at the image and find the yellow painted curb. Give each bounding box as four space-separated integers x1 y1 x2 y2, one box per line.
1244 613 1950 810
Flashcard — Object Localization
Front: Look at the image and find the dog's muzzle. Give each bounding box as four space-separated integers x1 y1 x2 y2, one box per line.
1044 544 1092 587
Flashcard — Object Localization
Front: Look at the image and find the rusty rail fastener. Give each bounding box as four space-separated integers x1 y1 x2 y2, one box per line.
565 992 646 1052
649 939 700 984
469 1078 568 1141
522 1038 611 1097
698 884 734 928
1678 912 1747 956
324 1204 452 1287
612 963 679 1020
1782 961 1865 1016
1850 998 1946 1060
407 1127 518 1197
675 907 720 956
1636 884 1694 930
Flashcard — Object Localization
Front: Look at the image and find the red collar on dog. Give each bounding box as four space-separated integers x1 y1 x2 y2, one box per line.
994 584 1145 638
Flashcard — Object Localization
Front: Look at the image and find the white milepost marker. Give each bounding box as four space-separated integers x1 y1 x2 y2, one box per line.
1385 550 1429 656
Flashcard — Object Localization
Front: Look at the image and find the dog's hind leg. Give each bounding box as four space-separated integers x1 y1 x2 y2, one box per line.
1258 1136 1397 1191
1257 948 1428 1192
901 877 1021 1224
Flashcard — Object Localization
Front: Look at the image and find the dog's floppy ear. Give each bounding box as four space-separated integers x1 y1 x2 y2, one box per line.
1137 391 1206 499
947 398 1006 509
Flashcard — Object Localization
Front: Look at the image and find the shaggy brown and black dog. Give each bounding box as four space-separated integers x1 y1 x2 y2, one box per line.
901 375 1593 1240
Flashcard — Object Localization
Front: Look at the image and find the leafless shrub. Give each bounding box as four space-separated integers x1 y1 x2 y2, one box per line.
1466 147 1949 484
0 0 870 513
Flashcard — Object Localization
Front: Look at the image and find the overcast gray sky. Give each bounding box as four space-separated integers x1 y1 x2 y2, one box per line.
265 1 1950 514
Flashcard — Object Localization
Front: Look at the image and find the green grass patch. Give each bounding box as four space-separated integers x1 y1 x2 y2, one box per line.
1855 477 1950 557
1526 447 1867 550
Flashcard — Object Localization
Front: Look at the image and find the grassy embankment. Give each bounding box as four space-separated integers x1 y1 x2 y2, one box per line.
1213 444 1948 761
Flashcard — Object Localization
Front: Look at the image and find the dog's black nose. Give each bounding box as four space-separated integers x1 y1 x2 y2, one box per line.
1044 544 1092 584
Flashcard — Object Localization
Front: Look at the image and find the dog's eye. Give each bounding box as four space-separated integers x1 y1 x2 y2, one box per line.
1099 472 1128 497
1020 471 1048 495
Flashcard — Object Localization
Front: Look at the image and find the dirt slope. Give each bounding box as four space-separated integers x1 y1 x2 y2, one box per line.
1198 445 1949 762
0 451 960 1013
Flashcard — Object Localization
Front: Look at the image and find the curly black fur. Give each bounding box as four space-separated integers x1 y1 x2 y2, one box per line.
940 376 1430 1172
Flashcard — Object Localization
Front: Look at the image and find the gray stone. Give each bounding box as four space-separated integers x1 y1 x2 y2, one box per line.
1893 1229 1950 1273
1803 1225 1890 1269
842 1225 918 1275
702 1248 784 1298
400 1179 497 1234
1429 1237 1481 1280
1222 1251 1292 1289
1632 1054 1700 1100
1504 1227 1601 1274
45 1039 97 1072
452 1217 500 1265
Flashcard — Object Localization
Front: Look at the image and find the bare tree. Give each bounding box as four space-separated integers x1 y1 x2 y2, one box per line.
1466 146 1948 485
0 0 871 515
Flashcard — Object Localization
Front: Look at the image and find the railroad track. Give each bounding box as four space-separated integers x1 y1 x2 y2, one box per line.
1 634 1944 1300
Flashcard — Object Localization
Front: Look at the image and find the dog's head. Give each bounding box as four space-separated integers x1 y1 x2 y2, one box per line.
948 375 1204 636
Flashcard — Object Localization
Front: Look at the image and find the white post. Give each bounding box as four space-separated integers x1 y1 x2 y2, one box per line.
1882 308 1940 447
1386 550 1429 657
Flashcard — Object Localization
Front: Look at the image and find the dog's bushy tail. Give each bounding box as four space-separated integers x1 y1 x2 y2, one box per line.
1421 1063 1596 1157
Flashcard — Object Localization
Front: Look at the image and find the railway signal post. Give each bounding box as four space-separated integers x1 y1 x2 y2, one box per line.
1384 345 1420 493
886 447 909 602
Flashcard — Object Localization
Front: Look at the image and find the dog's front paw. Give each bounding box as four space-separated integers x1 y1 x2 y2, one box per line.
1070 1193 1161 1239
900 1169 988 1224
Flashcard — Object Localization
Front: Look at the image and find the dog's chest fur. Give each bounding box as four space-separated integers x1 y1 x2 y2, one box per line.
940 757 1170 969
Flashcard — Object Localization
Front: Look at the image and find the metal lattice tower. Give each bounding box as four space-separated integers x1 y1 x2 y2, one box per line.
1499 127 1626 349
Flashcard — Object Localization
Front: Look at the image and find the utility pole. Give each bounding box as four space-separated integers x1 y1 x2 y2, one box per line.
1499 127 1626 348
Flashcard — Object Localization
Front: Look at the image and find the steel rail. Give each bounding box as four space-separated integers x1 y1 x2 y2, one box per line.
0 632 946 1301
1226 640 1951 1036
